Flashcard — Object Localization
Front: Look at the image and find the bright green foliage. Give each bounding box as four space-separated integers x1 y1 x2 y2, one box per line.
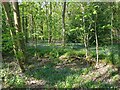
2 1 120 89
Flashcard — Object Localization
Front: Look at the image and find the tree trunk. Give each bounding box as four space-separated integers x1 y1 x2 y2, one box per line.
20 4 27 64
2 2 17 57
95 14 99 65
48 2 52 43
34 23 38 57
110 5 114 64
118 29 120 61
31 14 35 43
45 2 49 43
25 16 28 43
12 1 26 72
22 6 25 42
40 21 44 41
22 6 28 44
82 4 88 59
62 1 66 46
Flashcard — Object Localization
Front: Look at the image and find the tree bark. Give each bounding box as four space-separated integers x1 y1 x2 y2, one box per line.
2 2 17 58
110 4 114 64
22 6 28 43
25 16 28 43
30 14 34 42
12 1 26 72
40 21 44 41
62 1 66 46
34 21 37 57
48 2 52 43
82 4 89 59
45 2 49 43
3 2 26 72
22 6 25 41
95 14 99 65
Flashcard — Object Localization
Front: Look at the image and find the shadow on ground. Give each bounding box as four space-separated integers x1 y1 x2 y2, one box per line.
24 57 120 88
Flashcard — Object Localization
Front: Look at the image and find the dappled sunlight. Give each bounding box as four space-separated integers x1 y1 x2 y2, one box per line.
2 1 120 89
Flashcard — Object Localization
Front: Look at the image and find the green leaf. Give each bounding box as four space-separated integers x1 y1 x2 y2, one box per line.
93 10 97 14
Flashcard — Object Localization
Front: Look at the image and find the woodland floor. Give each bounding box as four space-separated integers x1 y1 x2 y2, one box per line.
1 43 120 88
2 56 120 89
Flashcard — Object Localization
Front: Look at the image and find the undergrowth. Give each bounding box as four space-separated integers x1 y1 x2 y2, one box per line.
2 44 119 88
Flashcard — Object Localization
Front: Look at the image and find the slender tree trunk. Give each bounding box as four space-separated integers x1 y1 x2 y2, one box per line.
31 14 34 42
95 14 99 65
82 4 88 59
117 28 120 60
22 6 28 43
87 23 92 58
32 15 34 42
12 1 25 72
45 2 49 43
21 4 28 64
48 2 52 43
22 6 25 41
40 21 44 41
34 22 37 57
84 36 89 59
25 16 28 43
62 1 66 46
110 5 114 64
117 28 120 72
